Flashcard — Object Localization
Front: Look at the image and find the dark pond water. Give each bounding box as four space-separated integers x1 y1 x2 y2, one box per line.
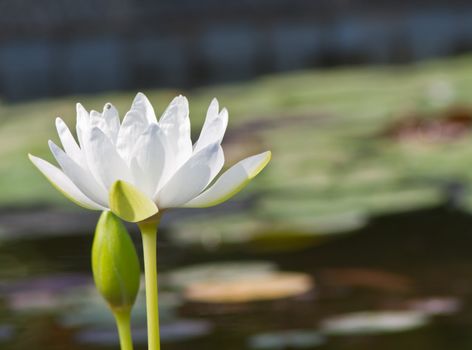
1 206 472 349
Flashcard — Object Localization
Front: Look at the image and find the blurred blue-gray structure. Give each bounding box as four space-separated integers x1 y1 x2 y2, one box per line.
1 0 472 100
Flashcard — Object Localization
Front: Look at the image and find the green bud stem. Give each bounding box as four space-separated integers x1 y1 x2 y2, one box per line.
92 211 141 350
113 309 134 350
138 214 161 350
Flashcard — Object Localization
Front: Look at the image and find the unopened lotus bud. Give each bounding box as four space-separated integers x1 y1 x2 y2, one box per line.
92 211 140 310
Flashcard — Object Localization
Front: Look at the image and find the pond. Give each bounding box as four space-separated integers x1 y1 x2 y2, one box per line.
1 205 472 349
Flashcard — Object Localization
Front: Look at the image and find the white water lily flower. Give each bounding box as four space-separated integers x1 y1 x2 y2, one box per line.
29 93 271 222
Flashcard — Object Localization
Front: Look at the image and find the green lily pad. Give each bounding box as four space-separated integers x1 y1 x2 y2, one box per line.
321 310 430 336
248 330 325 349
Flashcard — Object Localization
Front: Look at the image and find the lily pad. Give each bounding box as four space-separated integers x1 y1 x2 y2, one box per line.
184 272 313 303
321 310 430 336
167 261 277 289
408 297 461 316
168 261 313 303
248 330 325 349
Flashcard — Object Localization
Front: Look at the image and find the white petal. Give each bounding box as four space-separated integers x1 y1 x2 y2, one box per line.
159 95 192 172
102 103 121 142
89 104 121 143
184 151 271 208
48 140 108 206
83 127 132 190
89 110 103 132
75 103 89 147
156 143 222 208
209 146 225 184
129 124 166 197
55 117 84 166
116 94 154 162
28 154 105 210
133 92 157 123
194 105 228 153
48 140 109 206
205 98 220 124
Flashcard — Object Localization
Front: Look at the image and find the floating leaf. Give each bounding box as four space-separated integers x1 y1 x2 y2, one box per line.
321 311 429 336
184 272 313 303
168 261 277 289
248 330 325 349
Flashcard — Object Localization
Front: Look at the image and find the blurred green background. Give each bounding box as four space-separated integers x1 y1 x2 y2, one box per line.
3 2 472 350
6 56 472 241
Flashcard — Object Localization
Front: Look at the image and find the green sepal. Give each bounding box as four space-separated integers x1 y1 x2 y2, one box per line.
109 180 158 223
92 211 141 310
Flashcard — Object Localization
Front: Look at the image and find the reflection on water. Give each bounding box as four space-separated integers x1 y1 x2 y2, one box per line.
2 206 472 349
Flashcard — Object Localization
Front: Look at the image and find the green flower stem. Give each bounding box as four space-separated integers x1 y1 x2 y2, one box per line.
113 308 134 350
138 216 161 350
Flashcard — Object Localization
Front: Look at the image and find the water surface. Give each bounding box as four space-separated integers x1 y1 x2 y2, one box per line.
1 206 472 349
